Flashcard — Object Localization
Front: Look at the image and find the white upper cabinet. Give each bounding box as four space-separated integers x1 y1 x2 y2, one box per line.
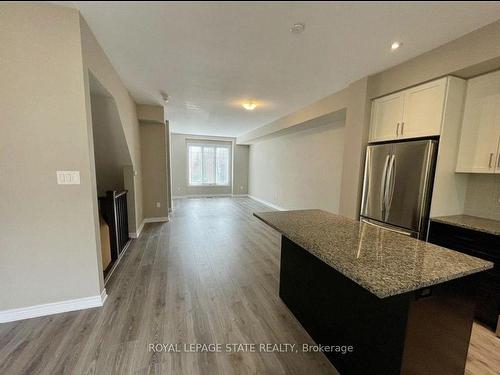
369 92 404 142
400 79 447 140
369 77 448 142
456 71 500 173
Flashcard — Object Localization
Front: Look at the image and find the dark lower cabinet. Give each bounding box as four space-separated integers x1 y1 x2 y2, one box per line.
428 221 500 330
280 236 478 375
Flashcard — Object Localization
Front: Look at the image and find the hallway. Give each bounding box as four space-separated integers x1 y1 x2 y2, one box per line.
0 198 335 374
1 197 499 374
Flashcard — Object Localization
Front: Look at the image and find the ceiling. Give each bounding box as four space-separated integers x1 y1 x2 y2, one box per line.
70 1 500 137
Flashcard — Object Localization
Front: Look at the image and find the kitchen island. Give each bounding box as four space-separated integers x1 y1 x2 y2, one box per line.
254 209 493 375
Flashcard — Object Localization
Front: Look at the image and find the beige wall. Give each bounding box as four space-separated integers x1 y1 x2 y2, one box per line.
137 105 165 123
0 3 148 313
237 88 349 144
166 121 173 211
0 3 103 310
338 77 372 218
242 19 500 219
136 104 170 220
140 122 169 218
80 15 143 234
343 20 500 218
234 145 249 195
90 94 131 196
248 120 345 212
171 134 236 197
369 20 500 99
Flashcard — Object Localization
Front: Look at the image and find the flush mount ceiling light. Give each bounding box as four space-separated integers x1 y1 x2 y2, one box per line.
185 102 201 111
290 23 305 34
391 41 402 51
242 102 257 111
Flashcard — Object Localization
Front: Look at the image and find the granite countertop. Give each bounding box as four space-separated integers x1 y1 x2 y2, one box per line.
431 214 500 236
254 210 493 299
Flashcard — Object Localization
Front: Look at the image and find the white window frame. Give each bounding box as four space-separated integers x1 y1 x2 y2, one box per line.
186 142 231 187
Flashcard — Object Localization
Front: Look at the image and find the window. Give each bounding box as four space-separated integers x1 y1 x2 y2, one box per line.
188 143 230 186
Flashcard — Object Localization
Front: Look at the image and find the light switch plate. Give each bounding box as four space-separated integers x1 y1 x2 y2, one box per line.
57 171 80 185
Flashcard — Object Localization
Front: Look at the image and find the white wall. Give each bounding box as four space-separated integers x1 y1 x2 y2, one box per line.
464 174 500 220
248 120 345 212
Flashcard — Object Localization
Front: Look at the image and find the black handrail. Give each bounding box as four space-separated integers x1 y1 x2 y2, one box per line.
99 190 130 261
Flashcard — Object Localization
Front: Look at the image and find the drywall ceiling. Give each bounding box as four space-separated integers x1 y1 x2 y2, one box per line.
72 1 500 136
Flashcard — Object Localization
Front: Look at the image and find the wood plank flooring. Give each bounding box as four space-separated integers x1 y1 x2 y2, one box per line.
0 197 498 374
466 322 500 375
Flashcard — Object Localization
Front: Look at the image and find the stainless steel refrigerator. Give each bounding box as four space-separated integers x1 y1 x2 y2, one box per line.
360 139 438 239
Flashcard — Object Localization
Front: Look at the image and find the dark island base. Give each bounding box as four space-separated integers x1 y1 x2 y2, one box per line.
279 236 478 375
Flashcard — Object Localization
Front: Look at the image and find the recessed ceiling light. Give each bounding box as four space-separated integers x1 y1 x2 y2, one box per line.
242 102 257 111
290 23 305 34
391 41 402 51
160 91 169 103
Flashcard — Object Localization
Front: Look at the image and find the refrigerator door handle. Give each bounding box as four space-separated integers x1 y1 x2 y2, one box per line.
360 218 414 237
384 155 396 217
380 154 391 213
361 150 371 214
416 142 437 232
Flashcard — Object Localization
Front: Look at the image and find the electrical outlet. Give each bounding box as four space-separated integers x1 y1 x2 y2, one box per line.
240 185 244 191
156 202 161 208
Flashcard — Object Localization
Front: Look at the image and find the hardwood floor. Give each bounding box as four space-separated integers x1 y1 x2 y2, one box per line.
0 197 498 374
466 322 500 375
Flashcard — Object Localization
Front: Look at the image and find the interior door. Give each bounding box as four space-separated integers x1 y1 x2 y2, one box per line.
369 93 404 142
360 143 394 222
401 78 447 139
385 140 436 232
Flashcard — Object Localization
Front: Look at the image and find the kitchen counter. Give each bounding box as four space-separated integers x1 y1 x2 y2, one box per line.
431 214 500 236
254 209 494 374
254 209 493 298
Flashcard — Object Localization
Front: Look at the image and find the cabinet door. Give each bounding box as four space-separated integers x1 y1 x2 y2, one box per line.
495 136 500 174
400 78 447 139
369 92 404 142
457 71 500 173
457 93 500 173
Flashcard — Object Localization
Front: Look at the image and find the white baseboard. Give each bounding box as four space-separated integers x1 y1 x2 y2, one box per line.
248 195 286 211
100 288 108 305
0 289 107 323
173 194 232 199
129 220 145 238
232 194 249 197
129 216 169 238
143 217 169 223
104 238 133 285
